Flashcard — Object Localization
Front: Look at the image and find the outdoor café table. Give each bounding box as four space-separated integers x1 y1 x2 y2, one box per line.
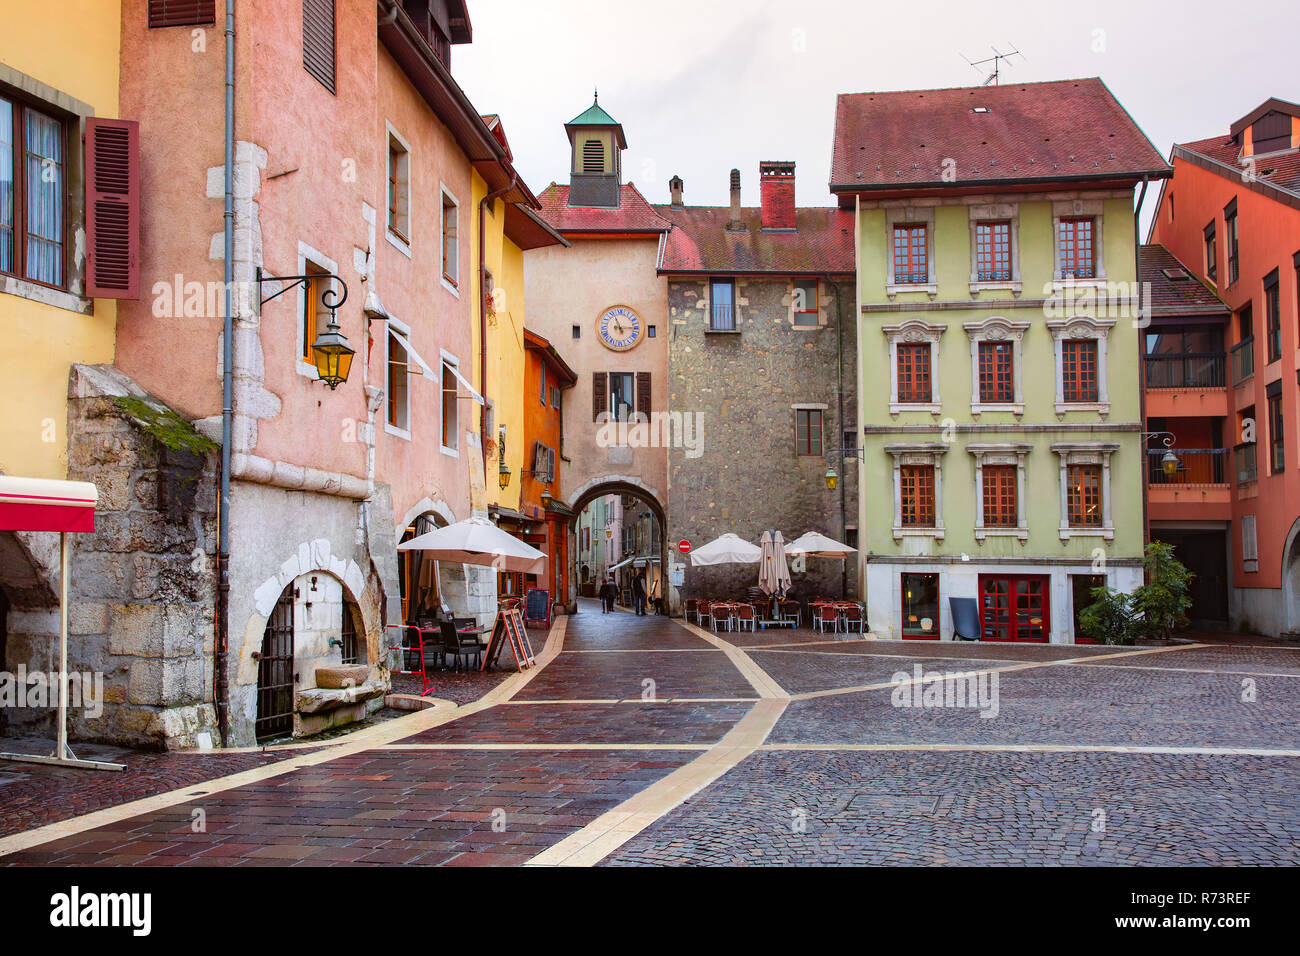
458 623 494 647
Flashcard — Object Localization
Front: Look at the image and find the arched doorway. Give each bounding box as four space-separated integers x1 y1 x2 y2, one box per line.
255 586 296 742
398 512 450 624
1282 517 1300 634
569 480 670 615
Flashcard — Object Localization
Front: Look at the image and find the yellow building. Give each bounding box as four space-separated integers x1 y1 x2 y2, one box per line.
0 0 131 481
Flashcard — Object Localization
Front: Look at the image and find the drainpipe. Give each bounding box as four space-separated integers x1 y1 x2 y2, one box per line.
830 275 848 598
478 177 515 480
1134 176 1151 571
215 0 235 747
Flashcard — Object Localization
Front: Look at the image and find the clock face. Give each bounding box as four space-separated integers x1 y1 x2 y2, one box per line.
597 306 643 351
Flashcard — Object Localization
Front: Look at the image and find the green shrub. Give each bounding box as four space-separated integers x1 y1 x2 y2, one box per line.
1076 543 1194 645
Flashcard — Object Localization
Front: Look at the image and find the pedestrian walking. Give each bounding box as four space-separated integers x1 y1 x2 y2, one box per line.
632 569 647 616
599 575 617 613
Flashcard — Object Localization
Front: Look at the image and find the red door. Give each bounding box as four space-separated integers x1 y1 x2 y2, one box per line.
979 574 1049 642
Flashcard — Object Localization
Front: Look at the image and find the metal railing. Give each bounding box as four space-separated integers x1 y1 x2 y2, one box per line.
1144 353 1226 389
1147 448 1228 485
1235 443 1258 484
1230 337 1254 385
710 304 736 331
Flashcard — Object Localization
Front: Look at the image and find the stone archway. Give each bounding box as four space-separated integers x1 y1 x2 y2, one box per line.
568 478 675 615
1281 516 1300 634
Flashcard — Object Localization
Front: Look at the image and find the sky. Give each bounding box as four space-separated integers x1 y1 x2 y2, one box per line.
453 0 1298 232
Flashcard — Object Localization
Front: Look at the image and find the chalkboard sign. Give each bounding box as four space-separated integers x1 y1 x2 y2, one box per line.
524 587 550 626
483 609 536 672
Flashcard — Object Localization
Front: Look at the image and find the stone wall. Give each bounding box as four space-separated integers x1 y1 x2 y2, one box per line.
667 277 859 601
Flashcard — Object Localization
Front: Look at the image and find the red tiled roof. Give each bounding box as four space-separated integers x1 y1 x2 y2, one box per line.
537 183 670 234
830 78 1170 195
1177 134 1300 198
655 206 854 275
1139 244 1229 316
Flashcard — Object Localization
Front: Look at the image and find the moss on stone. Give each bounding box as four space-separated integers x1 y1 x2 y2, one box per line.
112 395 218 459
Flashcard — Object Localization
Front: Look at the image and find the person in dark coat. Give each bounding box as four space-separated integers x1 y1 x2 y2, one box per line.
632 570 648 616
599 575 617 613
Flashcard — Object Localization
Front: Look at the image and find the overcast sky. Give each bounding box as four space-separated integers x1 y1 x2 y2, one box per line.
454 0 1297 231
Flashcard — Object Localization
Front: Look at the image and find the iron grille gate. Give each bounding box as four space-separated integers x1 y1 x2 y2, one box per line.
255 588 296 741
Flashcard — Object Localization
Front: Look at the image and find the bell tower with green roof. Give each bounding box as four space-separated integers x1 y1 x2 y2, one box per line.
565 91 626 208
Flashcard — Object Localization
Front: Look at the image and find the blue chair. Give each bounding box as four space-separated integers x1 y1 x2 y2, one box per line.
950 597 980 641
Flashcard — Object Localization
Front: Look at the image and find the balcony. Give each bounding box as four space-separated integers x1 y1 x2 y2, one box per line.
1235 442 1257 484
1147 448 1232 522
1231 337 1254 386
1144 353 1225 389
708 304 738 332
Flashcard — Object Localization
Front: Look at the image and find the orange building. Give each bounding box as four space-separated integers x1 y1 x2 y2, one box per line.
1148 96 1300 635
494 329 576 615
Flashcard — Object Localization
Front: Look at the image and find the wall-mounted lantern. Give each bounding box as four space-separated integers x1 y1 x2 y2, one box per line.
257 267 354 389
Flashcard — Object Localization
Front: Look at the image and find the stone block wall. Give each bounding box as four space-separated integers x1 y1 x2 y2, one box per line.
667 277 859 601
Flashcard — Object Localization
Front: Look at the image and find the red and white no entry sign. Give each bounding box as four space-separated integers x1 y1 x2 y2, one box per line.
677 540 691 554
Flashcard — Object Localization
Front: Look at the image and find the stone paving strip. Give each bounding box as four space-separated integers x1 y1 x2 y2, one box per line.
0 616 569 859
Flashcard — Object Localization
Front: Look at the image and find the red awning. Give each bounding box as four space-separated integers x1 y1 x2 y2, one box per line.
0 476 98 533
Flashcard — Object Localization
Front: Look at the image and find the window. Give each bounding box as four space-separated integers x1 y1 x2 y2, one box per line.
1204 220 1217 282
341 600 360 665
982 465 1018 527
531 443 555 484
386 331 409 431
793 279 819 325
648 325 656 338
1225 199 1239 285
302 0 336 94
572 324 581 339
1268 384 1284 473
901 573 939 639
387 134 409 242
1061 339 1099 403
978 341 1013 403
301 262 329 363
710 278 735 330
1236 405 1258 483
0 95 67 287
1241 514 1259 571
900 465 935 527
1057 217 1095 279
896 343 931 403
1066 464 1102 527
148 1 216 27
975 221 1011 281
1265 270 1281 363
550 386 561 409
979 575 1049 643
892 224 928 284
538 361 547 405
440 190 458 287
608 372 635 421
441 359 459 451
795 408 823 456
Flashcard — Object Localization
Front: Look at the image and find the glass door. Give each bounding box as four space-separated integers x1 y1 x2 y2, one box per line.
979 574 1049 642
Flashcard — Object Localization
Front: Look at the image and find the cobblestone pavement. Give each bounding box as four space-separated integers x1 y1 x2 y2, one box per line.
3 605 1298 866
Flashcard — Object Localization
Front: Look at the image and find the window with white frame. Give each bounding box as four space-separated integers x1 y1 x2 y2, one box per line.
440 186 459 291
386 329 410 433
968 203 1021 294
296 242 339 379
1052 200 1106 286
441 356 459 453
882 319 945 414
884 443 948 540
792 278 820 326
1046 315 1114 417
1051 443 1118 540
386 125 411 248
968 444 1031 540
964 316 1028 415
885 208 937 299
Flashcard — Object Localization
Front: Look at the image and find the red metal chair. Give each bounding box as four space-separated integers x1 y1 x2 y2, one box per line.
814 604 840 636
842 603 865 636
734 603 757 633
385 623 439 696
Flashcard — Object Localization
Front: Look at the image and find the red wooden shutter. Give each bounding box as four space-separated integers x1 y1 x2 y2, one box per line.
592 372 607 422
148 0 216 27
636 372 652 418
85 118 140 300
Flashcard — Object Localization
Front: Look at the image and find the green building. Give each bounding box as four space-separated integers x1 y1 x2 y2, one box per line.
831 78 1171 642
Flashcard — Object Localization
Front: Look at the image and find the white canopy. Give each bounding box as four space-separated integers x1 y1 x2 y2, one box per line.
689 533 762 567
398 515 545 574
784 531 857 559
608 555 660 572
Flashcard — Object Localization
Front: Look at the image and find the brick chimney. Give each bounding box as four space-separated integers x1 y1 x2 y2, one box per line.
669 174 683 208
760 161 796 230
726 168 743 231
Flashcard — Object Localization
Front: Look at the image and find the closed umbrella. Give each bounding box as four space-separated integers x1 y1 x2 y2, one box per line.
758 530 791 596
398 515 546 575
785 531 857 559
689 532 761 566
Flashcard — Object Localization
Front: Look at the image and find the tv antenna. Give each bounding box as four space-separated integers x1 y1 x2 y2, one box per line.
961 44 1024 86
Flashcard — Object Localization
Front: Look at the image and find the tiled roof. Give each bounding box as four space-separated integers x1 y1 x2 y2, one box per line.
537 183 670 234
1177 134 1300 198
655 206 854 275
1140 244 1229 316
830 77 1170 194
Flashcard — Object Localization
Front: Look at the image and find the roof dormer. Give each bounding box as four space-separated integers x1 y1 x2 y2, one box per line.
1231 97 1300 158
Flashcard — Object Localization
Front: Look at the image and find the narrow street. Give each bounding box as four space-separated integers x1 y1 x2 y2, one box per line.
2 604 1298 866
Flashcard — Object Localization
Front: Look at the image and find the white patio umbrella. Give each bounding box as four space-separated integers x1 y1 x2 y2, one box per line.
784 530 857 559
689 532 761 566
758 530 792 595
398 515 546 575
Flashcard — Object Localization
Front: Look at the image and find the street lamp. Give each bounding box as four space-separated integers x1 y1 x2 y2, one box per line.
497 427 511 489
824 465 839 491
1143 430 1181 478
823 446 864 491
258 268 354 389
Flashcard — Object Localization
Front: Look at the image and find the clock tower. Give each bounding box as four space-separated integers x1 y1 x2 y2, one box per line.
564 92 627 209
